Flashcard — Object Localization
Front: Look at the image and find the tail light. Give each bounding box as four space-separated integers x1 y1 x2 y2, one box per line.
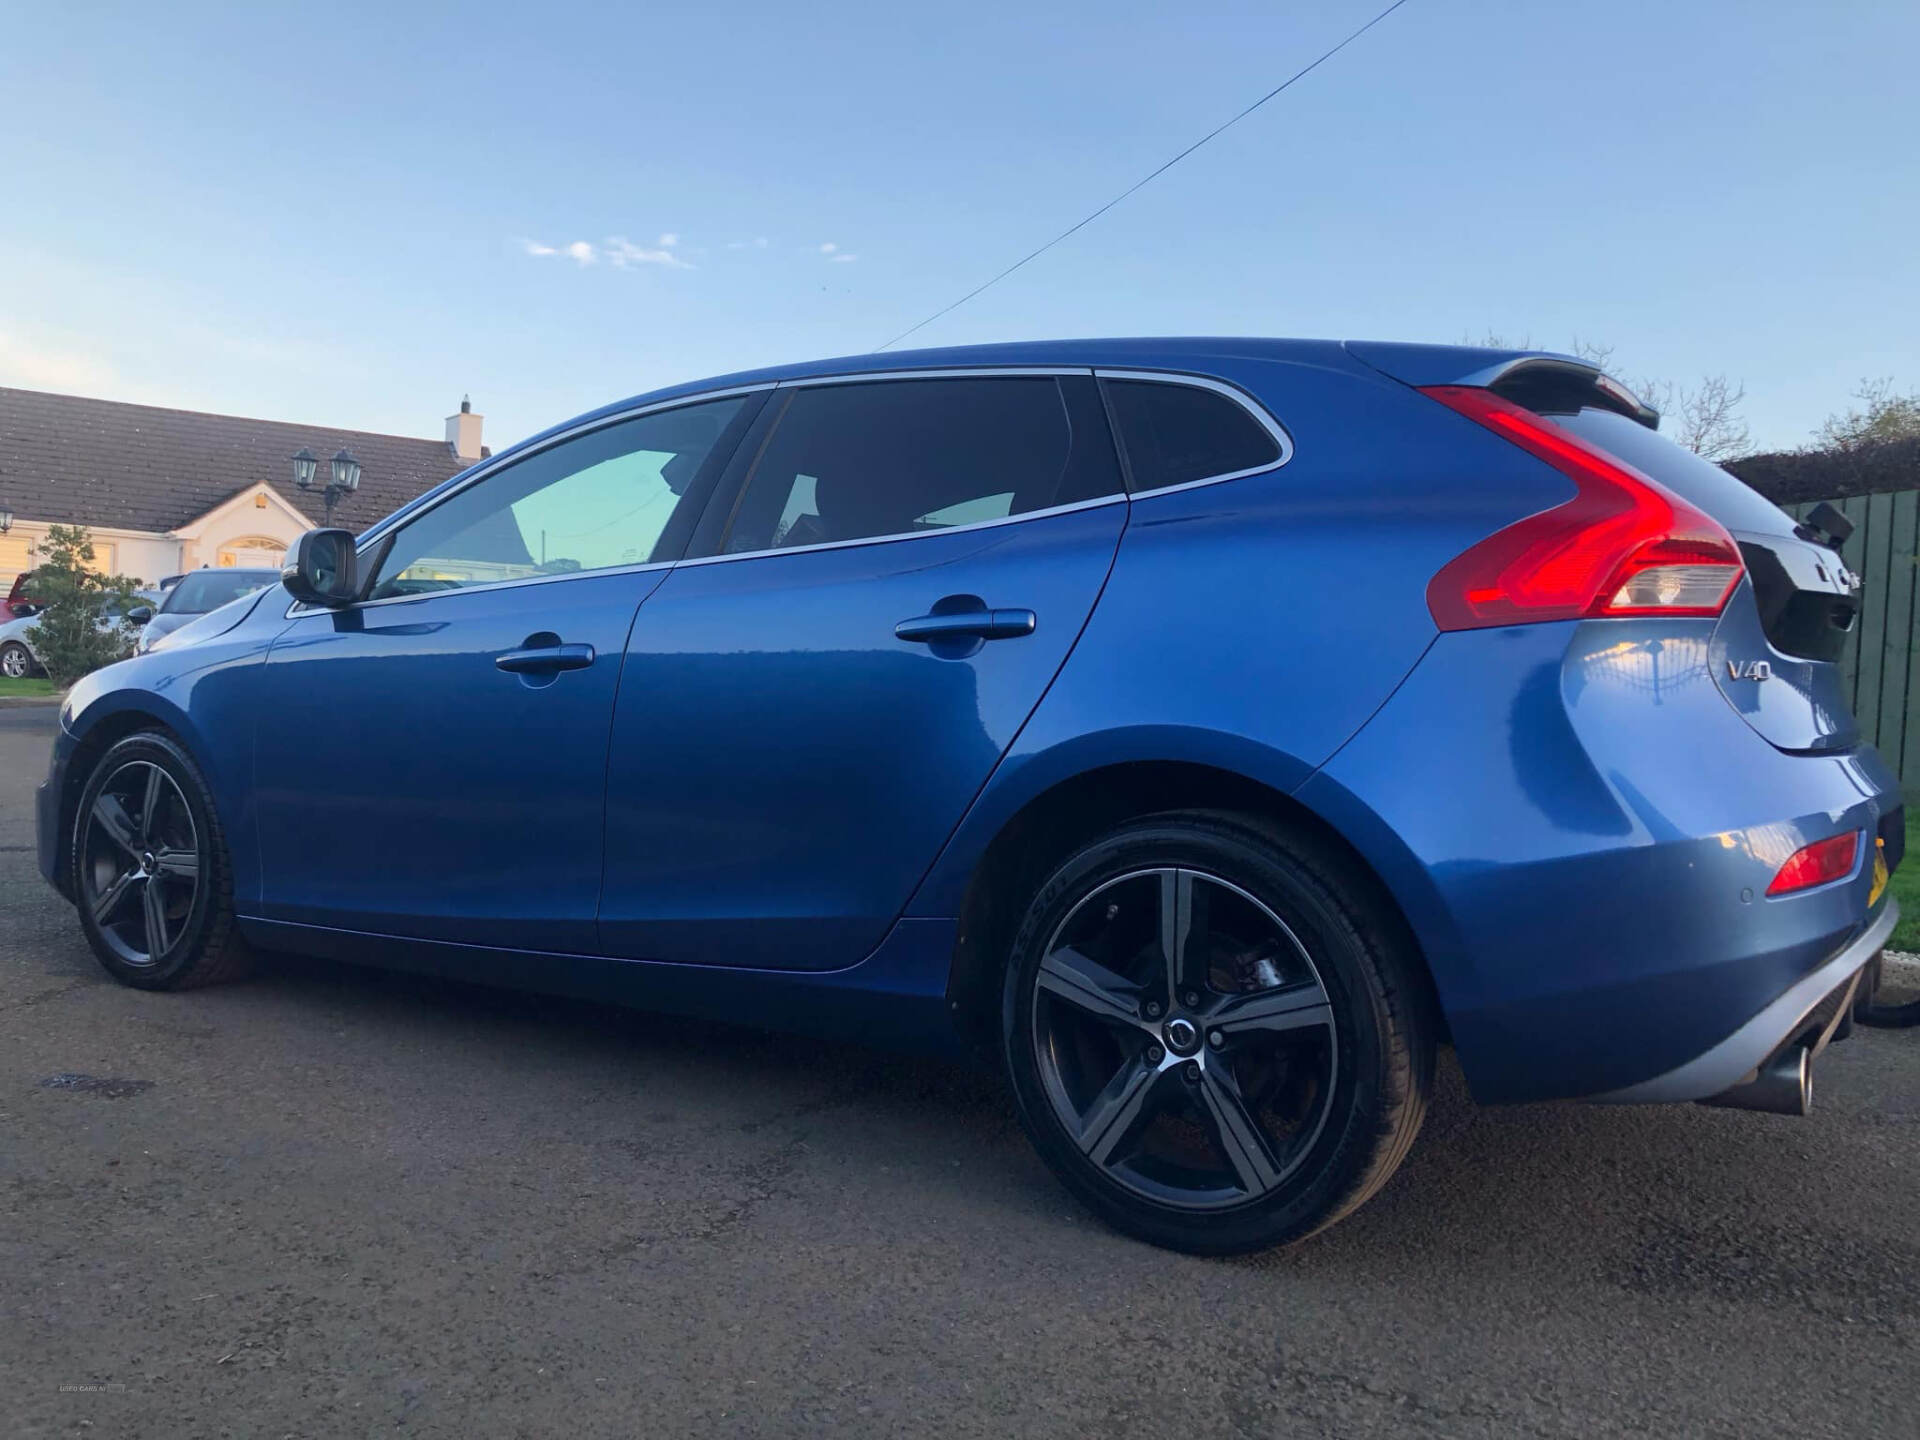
1419 385 1744 631
1766 831 1860 896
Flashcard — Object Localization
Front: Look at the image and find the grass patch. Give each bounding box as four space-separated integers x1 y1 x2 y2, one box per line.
0 676 57 698
1890 813 1920 952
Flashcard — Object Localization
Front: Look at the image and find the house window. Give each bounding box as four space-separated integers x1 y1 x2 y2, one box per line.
216 535 289 569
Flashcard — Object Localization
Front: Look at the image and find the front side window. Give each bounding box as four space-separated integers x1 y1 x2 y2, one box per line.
721 376 1118 555
1104 378 1283 493
368 396 747 600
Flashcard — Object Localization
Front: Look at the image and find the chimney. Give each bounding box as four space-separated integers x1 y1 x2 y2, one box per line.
446 395 484 461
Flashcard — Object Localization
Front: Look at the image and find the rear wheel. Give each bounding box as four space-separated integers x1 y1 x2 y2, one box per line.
1002 811 1432 1254
72 731 252 989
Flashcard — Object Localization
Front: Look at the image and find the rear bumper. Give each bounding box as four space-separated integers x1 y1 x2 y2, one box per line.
1598 899 1894 1102
1298 618 1905 1104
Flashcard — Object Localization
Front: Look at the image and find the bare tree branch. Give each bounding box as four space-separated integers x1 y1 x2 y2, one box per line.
1669 375 1751 461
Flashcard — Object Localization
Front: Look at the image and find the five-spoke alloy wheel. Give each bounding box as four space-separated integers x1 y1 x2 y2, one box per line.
81 759 200 968
1032 867 1338 1209
73 731 249 989
1003 812 1433 1254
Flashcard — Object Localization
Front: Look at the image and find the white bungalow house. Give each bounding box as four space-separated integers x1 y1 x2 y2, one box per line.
0 387 486 592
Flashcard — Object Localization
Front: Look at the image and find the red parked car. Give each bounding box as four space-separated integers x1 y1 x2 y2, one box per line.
3 569 40 622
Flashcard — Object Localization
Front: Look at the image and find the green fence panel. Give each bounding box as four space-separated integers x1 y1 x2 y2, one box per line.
1877 490 1918 769
1763 491 1918 798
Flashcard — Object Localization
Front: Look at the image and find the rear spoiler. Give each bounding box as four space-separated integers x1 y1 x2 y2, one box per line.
1342 340 1661 430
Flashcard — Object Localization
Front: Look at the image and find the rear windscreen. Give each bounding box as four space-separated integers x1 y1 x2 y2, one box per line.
1544 406 1793 538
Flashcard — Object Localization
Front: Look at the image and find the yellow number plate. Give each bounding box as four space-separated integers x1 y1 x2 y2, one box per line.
1870 836 1890 908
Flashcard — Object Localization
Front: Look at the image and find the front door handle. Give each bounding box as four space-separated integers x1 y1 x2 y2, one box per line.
894 608 1037 644
495 641 596 674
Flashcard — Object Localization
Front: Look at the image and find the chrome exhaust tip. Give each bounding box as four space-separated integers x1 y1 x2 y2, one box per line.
1700 1045 1813 1117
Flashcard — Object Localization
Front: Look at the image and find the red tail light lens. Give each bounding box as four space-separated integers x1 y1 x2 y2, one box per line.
1419 385 1744 631
1766 831 1860 896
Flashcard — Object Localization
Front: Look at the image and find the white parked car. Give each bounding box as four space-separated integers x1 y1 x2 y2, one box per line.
0 592 163 678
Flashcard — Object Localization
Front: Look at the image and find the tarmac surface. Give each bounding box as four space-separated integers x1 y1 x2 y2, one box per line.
3 703 1917 1438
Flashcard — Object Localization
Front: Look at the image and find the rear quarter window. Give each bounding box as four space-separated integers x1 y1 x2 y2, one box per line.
1104 378 1285 493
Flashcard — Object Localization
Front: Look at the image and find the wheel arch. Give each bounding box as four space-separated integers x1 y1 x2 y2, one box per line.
52 695 207 899
939 751 1444 1053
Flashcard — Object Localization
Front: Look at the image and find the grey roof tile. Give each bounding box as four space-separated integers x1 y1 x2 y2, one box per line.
0 387 473 534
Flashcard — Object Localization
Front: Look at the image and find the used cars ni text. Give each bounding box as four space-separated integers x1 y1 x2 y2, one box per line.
37 339 1898 1253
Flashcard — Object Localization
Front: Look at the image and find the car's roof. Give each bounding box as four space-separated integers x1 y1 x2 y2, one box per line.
552 335 1577 438
378 335 1571 537
586 337 1352 419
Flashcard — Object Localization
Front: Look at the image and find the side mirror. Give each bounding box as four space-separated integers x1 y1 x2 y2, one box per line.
282 528 361 608
127 605 154 625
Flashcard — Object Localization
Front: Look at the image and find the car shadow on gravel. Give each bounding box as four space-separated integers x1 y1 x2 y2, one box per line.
227 946 1920 1291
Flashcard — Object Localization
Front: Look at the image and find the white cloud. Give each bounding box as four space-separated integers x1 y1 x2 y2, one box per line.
0 330 122 393
603 236 694 270
831 253 858 263
521 232 699 271
818 242 838 254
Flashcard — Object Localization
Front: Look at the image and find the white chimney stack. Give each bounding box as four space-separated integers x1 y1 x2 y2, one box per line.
446 395 484 461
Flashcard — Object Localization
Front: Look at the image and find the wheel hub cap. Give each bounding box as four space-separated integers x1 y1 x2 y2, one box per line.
1163 1016 1200 1055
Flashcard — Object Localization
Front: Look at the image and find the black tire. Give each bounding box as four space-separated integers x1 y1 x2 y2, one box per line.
71 730 252 990
1001 810 1433 1254
0 640 37 679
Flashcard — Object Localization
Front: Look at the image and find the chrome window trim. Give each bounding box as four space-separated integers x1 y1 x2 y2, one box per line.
677 491 1127 570
1094 368 1295 494
772 365 1093 388
284 558 678 618
286 383 777 618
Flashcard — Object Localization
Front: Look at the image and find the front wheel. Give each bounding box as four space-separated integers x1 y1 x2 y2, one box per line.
0 640 36 678
71 730 252 989
1002 811 1433 1254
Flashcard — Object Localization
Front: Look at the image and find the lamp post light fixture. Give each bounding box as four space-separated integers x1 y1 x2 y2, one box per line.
291 447 363 526
0 503 13 535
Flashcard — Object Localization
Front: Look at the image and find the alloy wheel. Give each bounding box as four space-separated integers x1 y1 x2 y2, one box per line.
80 760 200 968
1030 867 1339 1211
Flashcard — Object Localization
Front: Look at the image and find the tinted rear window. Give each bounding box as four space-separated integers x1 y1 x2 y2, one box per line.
722 376 1120 554
1547 406 1794 537
1105 379 1283 493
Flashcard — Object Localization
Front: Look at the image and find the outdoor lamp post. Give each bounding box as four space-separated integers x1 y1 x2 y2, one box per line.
291 447 363 526
0 503 13 534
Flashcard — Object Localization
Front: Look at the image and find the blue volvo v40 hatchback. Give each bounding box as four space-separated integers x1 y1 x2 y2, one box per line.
38 339 1900 1253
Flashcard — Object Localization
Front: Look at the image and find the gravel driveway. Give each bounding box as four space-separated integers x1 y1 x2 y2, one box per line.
3 705 1917 1438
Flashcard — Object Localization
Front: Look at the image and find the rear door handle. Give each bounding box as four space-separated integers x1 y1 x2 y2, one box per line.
495 642 596 674
894 608 1037 643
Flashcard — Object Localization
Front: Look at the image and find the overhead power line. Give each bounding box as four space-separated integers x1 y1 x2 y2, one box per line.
876 0 1418 352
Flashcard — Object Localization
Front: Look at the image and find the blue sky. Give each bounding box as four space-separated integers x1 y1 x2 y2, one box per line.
2 0 1915 455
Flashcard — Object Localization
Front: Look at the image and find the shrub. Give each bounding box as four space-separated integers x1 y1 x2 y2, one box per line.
23 525 142 686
